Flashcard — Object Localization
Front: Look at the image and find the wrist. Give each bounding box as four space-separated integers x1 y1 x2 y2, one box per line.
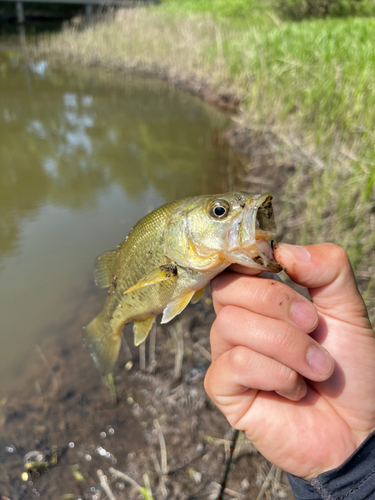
288 430 375 499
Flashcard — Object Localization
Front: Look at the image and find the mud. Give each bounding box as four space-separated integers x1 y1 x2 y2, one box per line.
0 286 294 500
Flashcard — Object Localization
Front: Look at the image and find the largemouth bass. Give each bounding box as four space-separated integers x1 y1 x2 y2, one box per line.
84 192 281 375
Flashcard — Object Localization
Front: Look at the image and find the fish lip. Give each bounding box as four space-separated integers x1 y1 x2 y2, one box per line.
251 193 282 272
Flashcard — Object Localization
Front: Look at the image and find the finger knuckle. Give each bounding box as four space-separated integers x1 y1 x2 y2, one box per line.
215 305 240 331
325 244 349 265
227 346 252 379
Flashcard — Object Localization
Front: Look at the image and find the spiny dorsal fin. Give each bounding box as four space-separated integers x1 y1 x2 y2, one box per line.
94 250 118 288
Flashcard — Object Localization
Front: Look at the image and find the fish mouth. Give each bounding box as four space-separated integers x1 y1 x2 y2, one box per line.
227 193 281 272
251 193 281 272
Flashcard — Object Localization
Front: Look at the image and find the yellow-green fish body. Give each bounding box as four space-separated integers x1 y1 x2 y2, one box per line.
84 192 281 375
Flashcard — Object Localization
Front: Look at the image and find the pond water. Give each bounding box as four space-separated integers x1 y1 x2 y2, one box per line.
0 51 240 398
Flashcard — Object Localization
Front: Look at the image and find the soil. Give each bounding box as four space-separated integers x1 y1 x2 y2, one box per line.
0 286 294 500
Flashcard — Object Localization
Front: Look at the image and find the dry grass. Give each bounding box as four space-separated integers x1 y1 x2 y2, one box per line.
40 10 224 82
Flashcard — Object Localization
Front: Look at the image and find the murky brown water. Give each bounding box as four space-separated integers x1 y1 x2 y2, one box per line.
0 50 239 398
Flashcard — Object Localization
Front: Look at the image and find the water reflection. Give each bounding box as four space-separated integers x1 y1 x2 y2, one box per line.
0 52 238 394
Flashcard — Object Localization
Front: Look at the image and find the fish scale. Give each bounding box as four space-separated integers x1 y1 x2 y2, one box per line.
84 192 281 376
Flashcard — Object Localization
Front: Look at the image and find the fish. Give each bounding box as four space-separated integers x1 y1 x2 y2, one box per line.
84 192 281 376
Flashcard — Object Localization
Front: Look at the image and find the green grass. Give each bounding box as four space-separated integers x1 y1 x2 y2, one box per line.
162 0 375 19
37 1 375 317
162 0 272 19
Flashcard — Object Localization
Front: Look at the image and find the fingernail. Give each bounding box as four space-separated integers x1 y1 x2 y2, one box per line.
277 243 310 262
292 301 318 330
306 346 333 378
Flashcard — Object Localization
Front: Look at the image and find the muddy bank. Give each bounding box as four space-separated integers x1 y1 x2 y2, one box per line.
0 284 293 500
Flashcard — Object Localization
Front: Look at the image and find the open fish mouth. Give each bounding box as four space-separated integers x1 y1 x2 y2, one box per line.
252 193 281 272
226 193 281 272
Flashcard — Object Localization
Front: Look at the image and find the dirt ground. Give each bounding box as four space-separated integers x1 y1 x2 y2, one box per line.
0 280 295 500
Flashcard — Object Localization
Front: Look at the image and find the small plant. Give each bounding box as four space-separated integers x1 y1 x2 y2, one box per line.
109 467 156 500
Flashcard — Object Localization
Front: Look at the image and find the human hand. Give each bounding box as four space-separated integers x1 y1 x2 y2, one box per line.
205 243 375 480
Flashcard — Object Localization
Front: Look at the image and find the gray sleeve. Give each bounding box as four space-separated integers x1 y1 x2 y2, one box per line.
288 430 375 500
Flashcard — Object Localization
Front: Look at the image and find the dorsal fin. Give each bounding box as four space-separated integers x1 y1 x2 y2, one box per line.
94 250 118 288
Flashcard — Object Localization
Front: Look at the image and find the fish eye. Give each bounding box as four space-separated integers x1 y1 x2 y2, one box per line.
209 200 230 219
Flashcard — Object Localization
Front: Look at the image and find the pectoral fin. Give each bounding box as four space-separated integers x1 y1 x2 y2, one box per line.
134 317 156 346
191 287 205 304
94 250 118 288
161 291 195 324
124 263 177 295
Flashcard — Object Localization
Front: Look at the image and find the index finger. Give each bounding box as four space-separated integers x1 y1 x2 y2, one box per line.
211 272 318 334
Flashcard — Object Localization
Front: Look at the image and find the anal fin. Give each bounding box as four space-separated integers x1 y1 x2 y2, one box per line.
161 291 195 324
134 317 156 346
124 263 177 295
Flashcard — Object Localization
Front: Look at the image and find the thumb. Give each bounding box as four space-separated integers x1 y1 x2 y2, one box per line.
274 243 370 328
